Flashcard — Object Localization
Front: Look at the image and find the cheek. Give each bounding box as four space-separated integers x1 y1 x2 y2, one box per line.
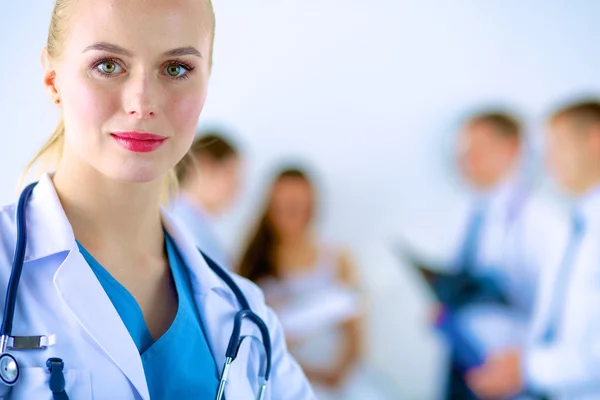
271 210 292 230
549 142 576 177
462 149 481 174
165 90 207 140
62 79 120 132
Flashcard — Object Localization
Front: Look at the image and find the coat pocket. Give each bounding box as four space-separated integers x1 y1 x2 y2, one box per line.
8 367 92 400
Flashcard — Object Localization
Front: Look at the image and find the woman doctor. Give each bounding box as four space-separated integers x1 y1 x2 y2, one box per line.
0 0 315 399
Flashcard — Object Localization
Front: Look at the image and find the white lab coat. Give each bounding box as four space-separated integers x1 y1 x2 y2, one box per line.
524 186 600 400
0 174 315 400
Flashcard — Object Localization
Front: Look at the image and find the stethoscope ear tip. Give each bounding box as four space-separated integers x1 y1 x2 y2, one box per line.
0 353 19 386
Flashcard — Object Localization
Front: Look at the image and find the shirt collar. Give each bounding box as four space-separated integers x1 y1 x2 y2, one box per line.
575 184 600 224
471 172 529 220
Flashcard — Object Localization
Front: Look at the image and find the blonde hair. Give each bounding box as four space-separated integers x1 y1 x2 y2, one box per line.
23 0 216 204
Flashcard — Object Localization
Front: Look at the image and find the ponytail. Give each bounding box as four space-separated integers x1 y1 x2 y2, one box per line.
20 117 65 189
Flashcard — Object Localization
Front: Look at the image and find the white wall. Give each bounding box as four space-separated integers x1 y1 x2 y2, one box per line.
2 1 600 398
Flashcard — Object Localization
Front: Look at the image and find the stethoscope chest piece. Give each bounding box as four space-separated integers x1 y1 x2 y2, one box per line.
0 353 19 386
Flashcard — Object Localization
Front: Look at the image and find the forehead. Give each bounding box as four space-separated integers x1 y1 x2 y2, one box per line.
466 121 500 137
458 122 493 146
273 179 311 196
549 116 579 136
65 0 213 54
462 121 514 147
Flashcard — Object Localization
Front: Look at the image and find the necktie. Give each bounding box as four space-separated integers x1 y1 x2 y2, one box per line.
541 212 586 343
459 205 486 272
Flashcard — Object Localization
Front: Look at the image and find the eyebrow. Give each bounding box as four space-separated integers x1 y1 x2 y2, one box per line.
83 42 203 58
163 46 203 58
83 42 132 56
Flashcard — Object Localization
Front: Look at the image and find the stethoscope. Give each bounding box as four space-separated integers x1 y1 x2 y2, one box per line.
0 182 272 400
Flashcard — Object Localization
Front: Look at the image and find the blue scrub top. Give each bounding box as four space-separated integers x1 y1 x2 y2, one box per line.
77 233 219 399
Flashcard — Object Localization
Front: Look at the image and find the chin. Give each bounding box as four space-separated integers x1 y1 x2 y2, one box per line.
553 178 575 194
101 160 170 185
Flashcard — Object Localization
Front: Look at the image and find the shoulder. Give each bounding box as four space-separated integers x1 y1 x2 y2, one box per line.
323 245 358 286
228 273 268 310
514 192 571 265
518 192 570 234
213 269 274 323
0 202 17 228
312 241 358 285
0 203 18 290
0 203 17 264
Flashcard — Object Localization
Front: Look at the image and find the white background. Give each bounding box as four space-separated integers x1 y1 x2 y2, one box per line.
2 1 600 397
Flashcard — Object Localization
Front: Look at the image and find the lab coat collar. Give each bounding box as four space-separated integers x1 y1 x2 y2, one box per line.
22 174 77 263
54 246 151 400
23 175 150 398
160 205 234 298
162 206 258 397
471 171 530 223
576 183 600 223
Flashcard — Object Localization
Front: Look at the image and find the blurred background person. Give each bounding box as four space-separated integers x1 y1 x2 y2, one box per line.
173 130 243 269
432 111 568 399
467 99 600 400
238 167 389 400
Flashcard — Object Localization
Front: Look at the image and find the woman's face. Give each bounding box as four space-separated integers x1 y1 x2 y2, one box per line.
45 0 213 184
268 177 314 239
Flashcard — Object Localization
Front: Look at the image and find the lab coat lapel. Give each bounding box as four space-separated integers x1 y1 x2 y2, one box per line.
162 210 258 398
53 247 150 400
24 175 150 399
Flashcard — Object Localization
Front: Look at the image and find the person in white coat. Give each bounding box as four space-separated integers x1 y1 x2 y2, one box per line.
466 99 600 400
172 131 243 269
0 0 315 399
439 111 568 399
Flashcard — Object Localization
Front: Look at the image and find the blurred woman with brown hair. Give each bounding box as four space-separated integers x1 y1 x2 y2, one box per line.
239 166 387 399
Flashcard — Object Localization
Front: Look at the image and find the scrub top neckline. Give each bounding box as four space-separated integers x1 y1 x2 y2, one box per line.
76 233 186 355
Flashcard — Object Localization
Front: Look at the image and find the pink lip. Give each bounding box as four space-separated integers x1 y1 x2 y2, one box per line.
111 131 167 153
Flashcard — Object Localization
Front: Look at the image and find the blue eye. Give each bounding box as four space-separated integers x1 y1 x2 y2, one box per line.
96 61 122 75
165 63 188 78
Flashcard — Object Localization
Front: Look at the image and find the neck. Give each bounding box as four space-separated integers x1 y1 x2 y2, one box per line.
570 168 600 197
53 156 164 254
479 169 515 192
277 233 309 249
182 182 219 215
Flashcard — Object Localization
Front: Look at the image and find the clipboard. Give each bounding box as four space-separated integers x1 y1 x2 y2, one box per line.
393 239 509 370
394 239 509 311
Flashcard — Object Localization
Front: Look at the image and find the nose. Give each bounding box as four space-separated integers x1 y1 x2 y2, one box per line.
123 73 158 119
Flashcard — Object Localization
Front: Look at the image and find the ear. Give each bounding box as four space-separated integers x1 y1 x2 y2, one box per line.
41 47 60 104
589 124 600 157
503 136 519 154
